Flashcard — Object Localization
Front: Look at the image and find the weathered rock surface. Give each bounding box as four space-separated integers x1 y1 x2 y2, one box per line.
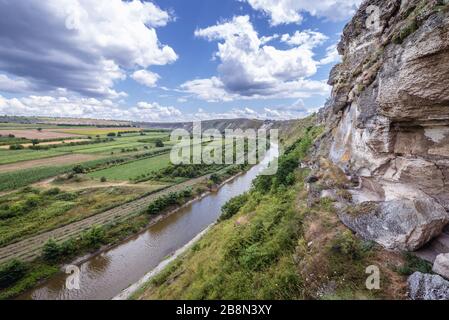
408 272 449 300
315 0 449 251
433 253 449 279
339 198 449 251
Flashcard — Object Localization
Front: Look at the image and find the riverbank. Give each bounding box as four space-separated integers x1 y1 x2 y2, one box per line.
4 164 251 300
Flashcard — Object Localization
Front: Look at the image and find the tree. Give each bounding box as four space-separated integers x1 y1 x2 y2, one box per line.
210 174 221 185
155 139 164 148
72 165 84 174
0 260 27 288
37 128 42 132
107 132 117 137
42 239 62 262
9 144 24 150
31 139 39 146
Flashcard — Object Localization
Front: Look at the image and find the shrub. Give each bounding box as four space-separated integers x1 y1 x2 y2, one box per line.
107 132 117 137
100 177 107 183
82 227 106 249
55 192 77 201
72 165 85 174
43 188 61 196
42 239 62 262
24 194 41 209
9 144 24 150
210 174 221 185
396 253 433 276
155 139 165 148
220 193 249 221
147 189 193 215
0 260 27 289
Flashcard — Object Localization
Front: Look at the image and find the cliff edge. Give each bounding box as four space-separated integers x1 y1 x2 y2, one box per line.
313 0 449 254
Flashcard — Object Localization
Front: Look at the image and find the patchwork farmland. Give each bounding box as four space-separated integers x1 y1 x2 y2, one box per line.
0 120 245 299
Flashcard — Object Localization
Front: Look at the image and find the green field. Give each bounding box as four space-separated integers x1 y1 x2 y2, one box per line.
0 149 69 165
53 134 169 154
0 133 171 165
88 153 172 181
54 128 142 136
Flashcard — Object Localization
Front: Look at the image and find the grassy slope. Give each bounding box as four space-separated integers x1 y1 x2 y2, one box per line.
135 116 409 300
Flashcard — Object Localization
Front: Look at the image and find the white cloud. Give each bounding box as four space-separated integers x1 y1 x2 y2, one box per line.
0 74 34 93
0 94 183 122
243 0 363 26
319 44 341 65
132 70 160 88
192 103 315 121
181 77 238 102
183 16 330 102
0 0 177 98
281 30 328 48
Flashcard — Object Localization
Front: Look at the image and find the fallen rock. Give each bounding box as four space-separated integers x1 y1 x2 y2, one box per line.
433 254 449 280
408 272 449 300
338 198 449 251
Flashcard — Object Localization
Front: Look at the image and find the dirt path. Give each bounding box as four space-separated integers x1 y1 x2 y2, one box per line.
0 154 100 173
0 174 212 264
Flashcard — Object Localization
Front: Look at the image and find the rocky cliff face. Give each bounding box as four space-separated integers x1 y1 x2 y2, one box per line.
315 0 449 252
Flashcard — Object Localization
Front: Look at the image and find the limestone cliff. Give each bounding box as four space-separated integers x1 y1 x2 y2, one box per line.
314 0 449 252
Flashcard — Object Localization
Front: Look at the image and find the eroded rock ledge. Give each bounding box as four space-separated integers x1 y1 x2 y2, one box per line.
313 0 449 252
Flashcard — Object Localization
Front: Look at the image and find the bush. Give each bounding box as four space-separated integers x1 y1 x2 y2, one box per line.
82 227 106 249
100 177 107 183
55 192 77 201
210 174 221 185
42 239 63 262
43 188 61 196
396 253 433 276
107 132 117 137
155 139 165 148
220 193 249 221
147 189 193 215
72 165 85 174
0 260 27 289
9 144 24 150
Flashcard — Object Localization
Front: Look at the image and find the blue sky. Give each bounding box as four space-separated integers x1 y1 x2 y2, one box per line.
0 0 361 122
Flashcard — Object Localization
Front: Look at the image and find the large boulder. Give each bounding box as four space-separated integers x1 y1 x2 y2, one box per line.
433 254 449 280
408 272 449 300
339 199 449 251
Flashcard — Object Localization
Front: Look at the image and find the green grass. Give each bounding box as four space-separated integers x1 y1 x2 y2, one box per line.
0 166 73 191
0 156 134 192
55 134 169 154
0 262 59 300
54 128 142 136
0 149 68 165
88 153 172 181
0 185 157 246
137 184 304 300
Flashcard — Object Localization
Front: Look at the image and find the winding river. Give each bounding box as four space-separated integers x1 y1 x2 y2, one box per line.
19 145 279 300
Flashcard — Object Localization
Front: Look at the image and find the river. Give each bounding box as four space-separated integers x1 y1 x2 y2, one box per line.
19 144 279 300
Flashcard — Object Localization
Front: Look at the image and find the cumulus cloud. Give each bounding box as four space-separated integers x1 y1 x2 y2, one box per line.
132 70 160 88
0 94 183 122
281 30 328 47
242 0 363 26
182 16 330 102
0 0 177 98
319 44 342 65
192 102 315 121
